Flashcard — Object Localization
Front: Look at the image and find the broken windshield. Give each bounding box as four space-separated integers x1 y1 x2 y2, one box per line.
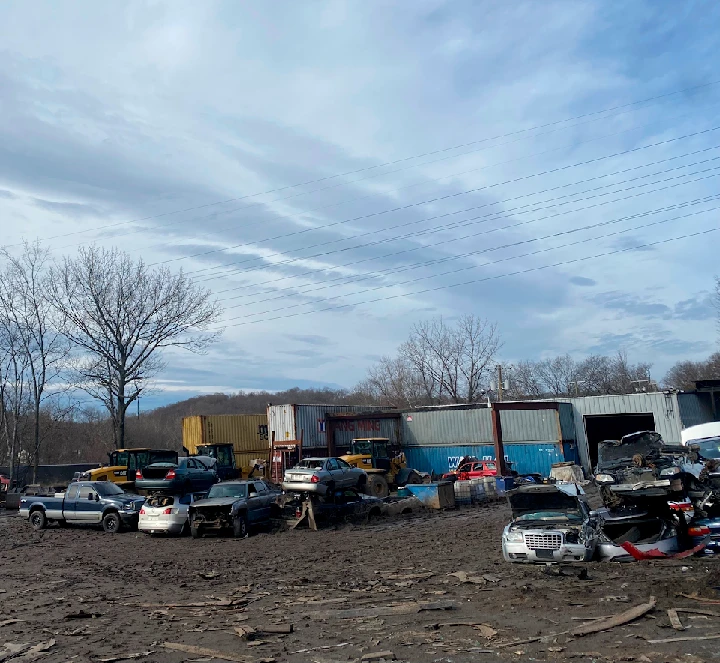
514 510 583 522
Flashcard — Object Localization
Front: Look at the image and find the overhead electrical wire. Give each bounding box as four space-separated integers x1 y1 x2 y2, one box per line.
202 145 720 293
10 78 720 249
186 161 720 305
149 109 720 268
219 191 720 321
214 224 719 329
169 120 720 281
215 144 720 299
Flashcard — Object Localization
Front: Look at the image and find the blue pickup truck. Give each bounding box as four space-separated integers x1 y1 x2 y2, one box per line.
19 481 146 533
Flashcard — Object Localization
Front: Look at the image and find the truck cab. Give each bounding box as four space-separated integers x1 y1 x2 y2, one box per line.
194 443 240 481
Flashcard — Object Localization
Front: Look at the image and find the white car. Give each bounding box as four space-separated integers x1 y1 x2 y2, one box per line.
502 484 597 563
138 492 205 535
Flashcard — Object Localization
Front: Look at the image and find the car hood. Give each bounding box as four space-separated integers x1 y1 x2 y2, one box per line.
107 494 146 507
507 485 582 519
192 497 243 509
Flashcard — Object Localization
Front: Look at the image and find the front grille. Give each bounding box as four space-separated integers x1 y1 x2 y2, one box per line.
524 533 562 550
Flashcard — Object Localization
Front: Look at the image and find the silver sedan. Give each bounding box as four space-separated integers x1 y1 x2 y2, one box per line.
282 457 367 495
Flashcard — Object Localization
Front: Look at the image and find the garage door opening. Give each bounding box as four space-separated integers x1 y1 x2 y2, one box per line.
584 413 656 468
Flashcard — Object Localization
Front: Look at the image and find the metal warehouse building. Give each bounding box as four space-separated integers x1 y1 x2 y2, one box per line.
266 386 718 477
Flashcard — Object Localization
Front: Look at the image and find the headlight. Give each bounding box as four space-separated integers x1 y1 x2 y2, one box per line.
594 474 615 484
660 467 680 477
564 531 579 544
505 530 523 542
123 503 135 511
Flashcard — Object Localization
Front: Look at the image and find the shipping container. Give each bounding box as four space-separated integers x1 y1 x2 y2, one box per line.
403 443 567 478
267 404 396 450
182 414 269 456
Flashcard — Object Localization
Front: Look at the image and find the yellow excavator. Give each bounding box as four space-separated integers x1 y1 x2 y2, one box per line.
79 448 178 489
340 437 422 498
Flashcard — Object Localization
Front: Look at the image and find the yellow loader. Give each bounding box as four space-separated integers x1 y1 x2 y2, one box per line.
340 437 422 498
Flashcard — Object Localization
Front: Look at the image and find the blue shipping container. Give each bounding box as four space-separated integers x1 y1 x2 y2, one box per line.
404 443 567 477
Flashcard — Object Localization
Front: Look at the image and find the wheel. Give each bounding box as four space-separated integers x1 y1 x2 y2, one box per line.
29 509 47 531
183 480 192 495
179 521 190 536
365 474 389 499
102 512 122 534
191 524 203 539
325 482 336 500
233 513 248 538
395 468 422 487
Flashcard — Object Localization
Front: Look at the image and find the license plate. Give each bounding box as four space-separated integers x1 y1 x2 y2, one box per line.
535 549 554 559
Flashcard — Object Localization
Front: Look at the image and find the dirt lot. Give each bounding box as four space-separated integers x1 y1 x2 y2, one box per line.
2 500 720 663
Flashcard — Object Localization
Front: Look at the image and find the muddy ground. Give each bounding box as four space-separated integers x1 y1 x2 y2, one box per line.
2 499 720 663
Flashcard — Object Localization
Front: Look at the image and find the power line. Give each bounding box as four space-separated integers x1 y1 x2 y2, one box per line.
215 224 718 329
222 189 720 311
206 146 720 294
188 161 720 305
172 121 720 281
11 78 720 249
150 110 720 269
220 193 720 321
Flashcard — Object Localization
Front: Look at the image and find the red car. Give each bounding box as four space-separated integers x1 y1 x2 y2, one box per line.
443 460 498 482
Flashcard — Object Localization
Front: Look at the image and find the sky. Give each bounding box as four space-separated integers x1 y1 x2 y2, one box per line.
1 0 719 409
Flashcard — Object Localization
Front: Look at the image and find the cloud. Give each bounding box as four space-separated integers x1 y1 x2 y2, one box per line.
570 276 597 287
1 1 719 405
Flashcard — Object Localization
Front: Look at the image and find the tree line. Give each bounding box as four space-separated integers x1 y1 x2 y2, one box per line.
0 243 222 483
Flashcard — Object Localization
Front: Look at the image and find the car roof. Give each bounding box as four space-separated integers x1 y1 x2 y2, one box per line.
212 480 260 485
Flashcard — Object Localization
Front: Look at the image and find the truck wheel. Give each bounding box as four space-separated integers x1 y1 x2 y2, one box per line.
233 514 248 538
29 509 47 531
396 468 422 487
191 524 203 539
102 512 121 534
365 474 389 499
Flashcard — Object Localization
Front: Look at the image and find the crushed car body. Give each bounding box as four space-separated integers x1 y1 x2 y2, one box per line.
502 484 597 564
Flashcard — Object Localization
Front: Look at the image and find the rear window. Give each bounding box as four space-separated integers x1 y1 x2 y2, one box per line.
297 459 325 470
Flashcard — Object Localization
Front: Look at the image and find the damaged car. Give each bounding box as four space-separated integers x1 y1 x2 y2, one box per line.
502 484 597 563
188 479 281 538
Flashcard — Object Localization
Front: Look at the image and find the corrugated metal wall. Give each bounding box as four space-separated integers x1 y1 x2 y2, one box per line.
401 407 569 446
550 393 683 471
267 404 396 449
404 443 566 477
678 393 716 429
332 418 401 451
182 414 269 454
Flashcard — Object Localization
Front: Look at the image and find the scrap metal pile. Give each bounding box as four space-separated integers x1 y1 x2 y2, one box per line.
503 430 720 563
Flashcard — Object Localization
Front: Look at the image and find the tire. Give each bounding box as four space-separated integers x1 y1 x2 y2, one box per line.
191 524 203 539
233 513 248 538
395 468 422 487
325 482 335 498
29 509 47 531
102 512 122 534
365 474 389 499
179 521 190 536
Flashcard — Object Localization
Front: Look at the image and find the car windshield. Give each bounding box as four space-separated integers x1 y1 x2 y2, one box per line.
95 483 125 496
697 438 720 459
207 484 247 498
109 451 128 467
352 440 372 455
515 510 583 522
297 459 325 470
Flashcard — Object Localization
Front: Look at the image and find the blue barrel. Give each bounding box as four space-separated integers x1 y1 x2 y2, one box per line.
495 476 515 495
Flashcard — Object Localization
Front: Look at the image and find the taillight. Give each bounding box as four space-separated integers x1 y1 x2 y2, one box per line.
310 475 319 483
689 526 711 536
135 470 143 479
165 470 176 480
139 508 145 515
295 508 302 518
163 508 173 515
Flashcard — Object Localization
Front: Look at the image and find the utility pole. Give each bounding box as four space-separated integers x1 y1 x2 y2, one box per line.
137 396 140 419
497 365 504 402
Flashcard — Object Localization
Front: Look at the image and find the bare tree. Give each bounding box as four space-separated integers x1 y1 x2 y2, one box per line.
366 315 501 405
664 352 720 390
534 354 578 396
49 246 223 449
0 243 71 480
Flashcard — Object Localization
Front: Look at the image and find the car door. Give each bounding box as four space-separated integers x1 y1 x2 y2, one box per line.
246 482 262 523
325 458 347 487
64 484 81 522
337 458 359 487
75 483 101 522
184 458 199 489
252 481 272 520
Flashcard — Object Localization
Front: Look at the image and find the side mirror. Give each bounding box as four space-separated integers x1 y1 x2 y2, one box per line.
95 494 100 502
88 493 94 501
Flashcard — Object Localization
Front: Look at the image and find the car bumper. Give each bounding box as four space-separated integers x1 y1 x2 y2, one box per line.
282 481 327 495
139 516 185 534
503 540 593 563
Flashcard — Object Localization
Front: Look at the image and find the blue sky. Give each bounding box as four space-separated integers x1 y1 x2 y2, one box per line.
0 0 718 409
